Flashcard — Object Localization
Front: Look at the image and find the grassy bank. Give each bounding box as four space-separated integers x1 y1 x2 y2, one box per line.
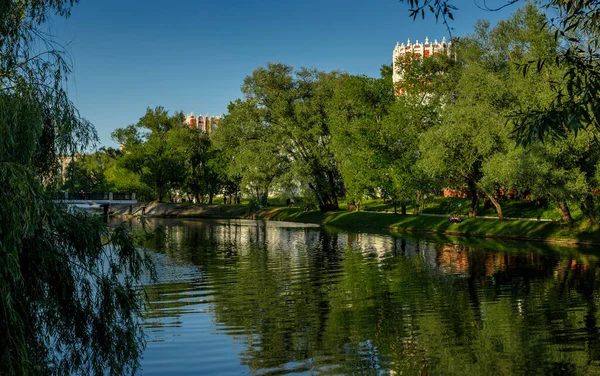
343 197 589 221
234 196 590 221
111 202 600 244
256 207 600 245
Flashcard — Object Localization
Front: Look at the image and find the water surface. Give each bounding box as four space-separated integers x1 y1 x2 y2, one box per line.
130 218 600 375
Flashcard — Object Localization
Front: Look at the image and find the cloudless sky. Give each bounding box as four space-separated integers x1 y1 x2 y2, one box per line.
50 0 518 148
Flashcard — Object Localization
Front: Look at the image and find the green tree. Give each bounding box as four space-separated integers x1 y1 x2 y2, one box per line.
326 68 439 214
418 5 565 221
215 63 344 211
399 0 600 143
62 148 116 192
386 54 453 214
212 98 288 206
481 141 590 223
113 107 187 201
169 126 224 203
103 155 153 200
1 1 152 374
381 97 440 214
327 73 393 209
467 4 598 224
61 147 154 199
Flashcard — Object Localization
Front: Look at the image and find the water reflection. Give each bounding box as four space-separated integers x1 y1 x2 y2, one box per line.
124 218 600 375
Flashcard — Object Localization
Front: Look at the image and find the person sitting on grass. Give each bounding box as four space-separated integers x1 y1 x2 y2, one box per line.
449 214 462 224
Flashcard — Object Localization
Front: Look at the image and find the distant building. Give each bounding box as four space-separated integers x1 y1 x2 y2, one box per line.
184 112 223 133
185 113 197 128
392 37 452 96
57 154 80 183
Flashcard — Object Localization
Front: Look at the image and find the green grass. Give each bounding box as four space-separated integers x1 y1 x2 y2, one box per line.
336 196 592 222
256 207 600 244
179 195 588 222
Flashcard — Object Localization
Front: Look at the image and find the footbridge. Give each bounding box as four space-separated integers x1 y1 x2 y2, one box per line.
55 192 137 205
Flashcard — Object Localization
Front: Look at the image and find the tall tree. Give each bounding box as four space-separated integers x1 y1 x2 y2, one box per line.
62 148 119 192
327 67 440 214
418 5 571 221
471 4 597 223
327 73 393 209
169 126 224 203
212 98 288 206
113 107 187 201
215 63 344 211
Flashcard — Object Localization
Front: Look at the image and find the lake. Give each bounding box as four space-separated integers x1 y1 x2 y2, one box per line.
129 217 600 375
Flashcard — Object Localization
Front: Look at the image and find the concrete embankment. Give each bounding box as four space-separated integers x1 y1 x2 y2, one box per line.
110 202 248 218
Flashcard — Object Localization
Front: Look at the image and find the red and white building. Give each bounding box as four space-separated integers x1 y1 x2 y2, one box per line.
392 37 452 95
184 112 223 133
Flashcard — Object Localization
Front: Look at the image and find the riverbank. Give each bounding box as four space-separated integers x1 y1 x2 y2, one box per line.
110 202 248 218
257 207 600 245
110 203 600 245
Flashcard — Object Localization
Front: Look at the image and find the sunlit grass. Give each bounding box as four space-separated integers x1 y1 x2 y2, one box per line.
335 196 594 222
183 195 585 222
258 207 600 244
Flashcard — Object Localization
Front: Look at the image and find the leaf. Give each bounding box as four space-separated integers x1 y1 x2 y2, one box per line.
537 59 545 72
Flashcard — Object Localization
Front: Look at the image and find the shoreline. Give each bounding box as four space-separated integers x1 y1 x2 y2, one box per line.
109 202 600 246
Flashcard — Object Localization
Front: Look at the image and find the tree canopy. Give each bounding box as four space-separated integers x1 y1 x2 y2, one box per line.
212 63 345 210
398 0 600 143
112 107 230 203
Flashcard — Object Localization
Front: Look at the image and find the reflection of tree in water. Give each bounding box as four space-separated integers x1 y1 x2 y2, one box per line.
136 219 346 372
323 240 600 375
135 218 600 375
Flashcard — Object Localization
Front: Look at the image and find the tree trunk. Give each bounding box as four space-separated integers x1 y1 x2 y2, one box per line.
253 187 260 205
579 194 597 225
327 169 340 210
318 191 338 211
483 191 504 221
401 205 407 215
468 179 478 217
470 178 503 221
483 197 492 210
469 195 478 217
261 191 269 207
209 192 214 205
557 201 573 223
414 190 422 215
310 171 340 212
348 201 357 212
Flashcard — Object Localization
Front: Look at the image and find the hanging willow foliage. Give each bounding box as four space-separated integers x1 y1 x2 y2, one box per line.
0 1 154 375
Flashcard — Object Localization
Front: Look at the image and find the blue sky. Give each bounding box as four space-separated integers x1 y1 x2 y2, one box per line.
51 0 518 148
